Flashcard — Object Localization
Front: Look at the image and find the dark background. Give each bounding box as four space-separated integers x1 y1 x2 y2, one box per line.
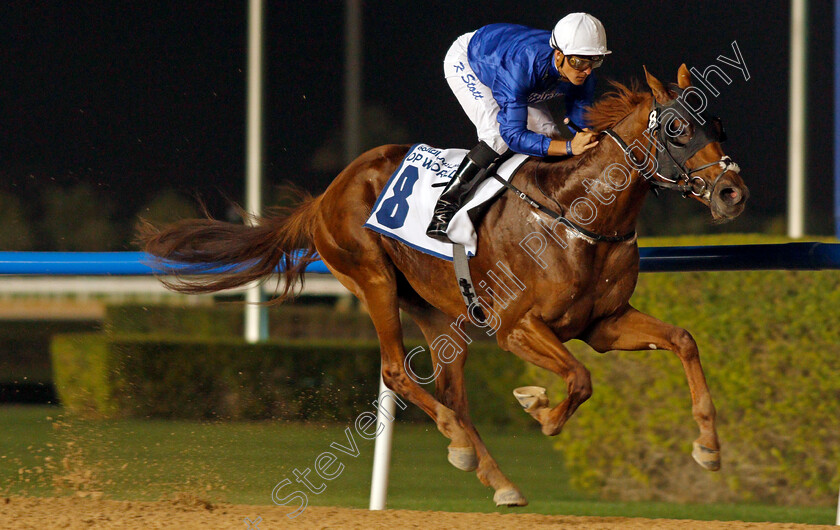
0 1 835 249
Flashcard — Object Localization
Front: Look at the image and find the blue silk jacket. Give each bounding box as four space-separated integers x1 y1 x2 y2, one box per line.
467 23 595 157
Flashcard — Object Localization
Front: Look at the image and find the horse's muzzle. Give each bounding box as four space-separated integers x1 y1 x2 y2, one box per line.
710 173 749 220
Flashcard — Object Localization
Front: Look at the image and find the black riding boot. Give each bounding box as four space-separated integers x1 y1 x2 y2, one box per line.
426 142 499 242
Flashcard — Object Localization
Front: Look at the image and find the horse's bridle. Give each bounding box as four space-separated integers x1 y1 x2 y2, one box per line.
602 86 740 201
492 87 740 243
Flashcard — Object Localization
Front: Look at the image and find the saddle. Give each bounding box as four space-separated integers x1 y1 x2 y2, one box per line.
363 144 529 260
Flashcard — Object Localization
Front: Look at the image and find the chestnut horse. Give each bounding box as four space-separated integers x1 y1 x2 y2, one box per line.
139 65 748 506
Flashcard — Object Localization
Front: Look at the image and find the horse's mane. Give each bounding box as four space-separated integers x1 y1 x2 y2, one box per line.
585 80 650 132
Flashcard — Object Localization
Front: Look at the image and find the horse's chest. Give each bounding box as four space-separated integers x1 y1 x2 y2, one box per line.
589 270 637 314
541 252 638 335
558 273 633 315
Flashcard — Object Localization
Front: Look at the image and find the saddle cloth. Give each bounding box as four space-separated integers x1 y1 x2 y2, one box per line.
363 143 528 260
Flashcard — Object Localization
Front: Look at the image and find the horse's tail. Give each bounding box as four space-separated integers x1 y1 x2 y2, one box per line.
137 190 322 301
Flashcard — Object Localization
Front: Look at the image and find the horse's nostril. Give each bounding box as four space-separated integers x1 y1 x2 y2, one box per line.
719 187 741 206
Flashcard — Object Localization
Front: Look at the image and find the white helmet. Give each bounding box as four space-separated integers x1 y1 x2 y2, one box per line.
550 13 611 56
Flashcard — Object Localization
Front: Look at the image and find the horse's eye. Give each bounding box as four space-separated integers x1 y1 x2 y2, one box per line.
667 119 692 147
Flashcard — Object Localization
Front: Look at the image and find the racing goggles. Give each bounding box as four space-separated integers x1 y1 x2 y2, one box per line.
566 55 604 71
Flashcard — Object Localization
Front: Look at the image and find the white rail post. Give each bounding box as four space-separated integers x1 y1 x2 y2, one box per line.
343 0 362 165
787 0 808 239
835 484 839 525
245 0 267 343
369 373 396 510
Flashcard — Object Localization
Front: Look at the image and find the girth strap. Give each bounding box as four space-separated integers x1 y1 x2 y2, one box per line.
452 243 486 321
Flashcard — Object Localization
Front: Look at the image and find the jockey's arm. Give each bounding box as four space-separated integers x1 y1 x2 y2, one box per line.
499 104 598 157
496 77 598 157
496 100 553 157
547 133 598 156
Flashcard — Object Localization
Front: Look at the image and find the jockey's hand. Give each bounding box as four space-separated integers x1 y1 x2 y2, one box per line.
570 129 599 155
546 129 599 157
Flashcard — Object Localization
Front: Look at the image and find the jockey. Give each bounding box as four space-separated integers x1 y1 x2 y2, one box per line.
426 13 610 241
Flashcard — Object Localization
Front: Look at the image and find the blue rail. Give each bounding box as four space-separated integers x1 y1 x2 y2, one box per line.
0 243 838 275
0 251 331 275
637 242 840 272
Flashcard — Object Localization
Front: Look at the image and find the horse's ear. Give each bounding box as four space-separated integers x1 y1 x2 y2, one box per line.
678 63 692 89
643 65 670 104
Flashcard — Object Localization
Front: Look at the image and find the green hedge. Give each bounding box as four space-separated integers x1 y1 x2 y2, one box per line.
527 266 840 506
51 335 532 425
50 333 115 415
52 235 840 505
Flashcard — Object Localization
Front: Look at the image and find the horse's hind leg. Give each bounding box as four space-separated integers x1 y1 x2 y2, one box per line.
582 306 720 471
334 268 451 426
318 240 523 504
499 314 593 437
406 304 527 506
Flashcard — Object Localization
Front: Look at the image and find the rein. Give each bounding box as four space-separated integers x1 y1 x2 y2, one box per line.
490 171 636 243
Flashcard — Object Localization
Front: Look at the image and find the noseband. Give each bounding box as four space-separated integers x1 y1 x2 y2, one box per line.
602 87 740 201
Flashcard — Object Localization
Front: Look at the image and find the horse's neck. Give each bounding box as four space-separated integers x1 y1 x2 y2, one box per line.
542 102 652 238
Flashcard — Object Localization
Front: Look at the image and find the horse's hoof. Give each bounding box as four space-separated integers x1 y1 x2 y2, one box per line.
692 441 721 471
493 487 528 507
447 446 478 471
513 386 549 412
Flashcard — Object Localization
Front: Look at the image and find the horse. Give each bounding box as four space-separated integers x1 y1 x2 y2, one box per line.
138 65 749 507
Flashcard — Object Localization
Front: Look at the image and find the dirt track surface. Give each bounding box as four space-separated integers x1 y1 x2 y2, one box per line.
1 496 835 529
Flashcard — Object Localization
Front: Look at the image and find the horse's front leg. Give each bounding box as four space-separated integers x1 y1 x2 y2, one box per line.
582 305 721 471
499 314 593 436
